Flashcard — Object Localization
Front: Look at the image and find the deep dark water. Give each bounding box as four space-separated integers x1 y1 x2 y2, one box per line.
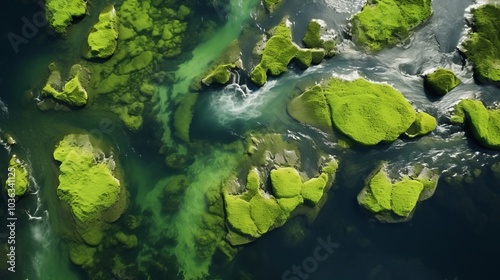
1 0 500 279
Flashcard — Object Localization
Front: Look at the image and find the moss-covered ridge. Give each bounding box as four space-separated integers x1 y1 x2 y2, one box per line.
461 4 500 83
224 161 338 245
41 63 90 107
5 155 29 197
263 0 284 13
250 18 332 86
54 134 128 246
45 0 87 34
357 163 439 222
451 99 500 149
288 77 437 145
351 0 432 51
83 6 119 59
424 68 461 96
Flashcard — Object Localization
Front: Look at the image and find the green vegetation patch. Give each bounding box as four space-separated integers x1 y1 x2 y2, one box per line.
263 0 284 13
405 112 438 138
351 0 432 51
424 68 461 96
54 134 122 224
303 19 336 57
83 6 119 59
45 0 87 34
357 164 439 221
462 4 500 83
42 63 90 107
270 167 303 198
5 155 29 197
451 99 500 149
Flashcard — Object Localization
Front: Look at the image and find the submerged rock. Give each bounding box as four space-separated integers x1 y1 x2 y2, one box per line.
351 0 432 51
357 163 439 223
423 68 461 96
288 77 435 145
45 0 87 34
461 4 500 84
83 6 119 59
5 155 29 197
451 99 500 149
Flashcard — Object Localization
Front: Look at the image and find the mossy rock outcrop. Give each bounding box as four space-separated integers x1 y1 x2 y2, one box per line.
424 68 461 96
83 6 119 59
54 134 128 246
41 63 90 107
263 0 284 13
357 163 439 222
5 155 29 197
351 0 432 51
250 18 330 86
288 77 436 145
405 112 438 138
197 40 242 88
303 19 336 57
461 4 500 84
224 158 338 245
45 0 87 34
451 99 500 149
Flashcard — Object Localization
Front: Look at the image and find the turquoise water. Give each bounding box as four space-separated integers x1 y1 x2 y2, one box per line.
1 0 500 279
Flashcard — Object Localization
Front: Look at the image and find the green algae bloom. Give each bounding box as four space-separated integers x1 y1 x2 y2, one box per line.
462 4 500 83
173 93 198 143
289 77 419 145
451 99 500 149
405 112 438 138
42 63 90 107
351 0 432 51
424 68 461 96
45 0 87 34
83 6 119 59
357 164 439 222
5 155 29 197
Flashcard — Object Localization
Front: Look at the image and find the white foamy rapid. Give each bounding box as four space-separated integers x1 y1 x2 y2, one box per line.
209 79 278 125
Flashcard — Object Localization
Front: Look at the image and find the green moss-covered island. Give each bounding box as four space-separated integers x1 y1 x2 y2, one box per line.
250 18 332 86
303 19 336 57
461 4 500 84
424 68 461 96
263 0 284 13
5 155 29 197
351 0 432 51
288 77 437 145
45 0 87 34
41 63 90 107
83 6 119 59
451 99 500 149
54 134 128 267
357 163 439 222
